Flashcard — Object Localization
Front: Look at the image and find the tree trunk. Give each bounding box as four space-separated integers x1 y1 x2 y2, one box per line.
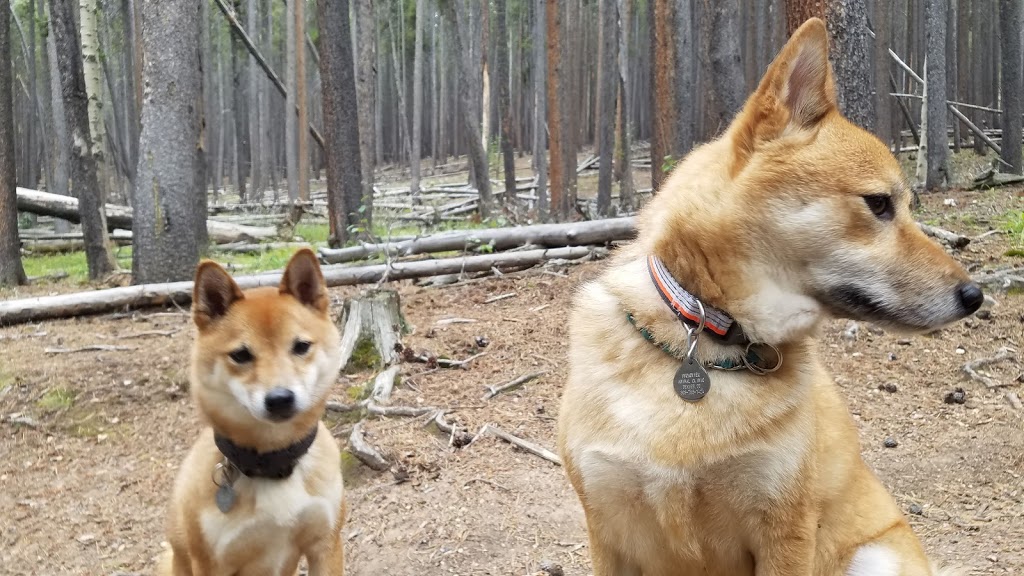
45 1 71 205
78 0 107 184
924 0 948 189
999 0 1022 174
946 0 959 152
317 0 364 247
533 0 548 219
970 0 986 155
26 0 38 189
650 0 675 190
411 0 425 196
705 0 745 132
595 0 617 216
387 12 411 166
231 3 250 202
873 0 892 144
616 0 635 212
675 0 695 155
247 0 262 195
546 0 564 220
0 1 26 285
286 0 299 200
354 0 377 228
440 0 492 218
49 0 116 280
785 0 824 35
132 0 206 283
826 0 872 129
296 0 309 201
495 0 516 208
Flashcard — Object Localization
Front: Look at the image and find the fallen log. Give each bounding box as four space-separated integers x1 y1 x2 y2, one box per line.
319 217 635 264
16 188 277 244
0 246 604 325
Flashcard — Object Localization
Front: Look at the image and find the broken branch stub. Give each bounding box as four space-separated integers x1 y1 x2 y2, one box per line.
336 289 406 371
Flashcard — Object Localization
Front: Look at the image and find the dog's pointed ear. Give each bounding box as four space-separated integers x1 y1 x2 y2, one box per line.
738 18 836 146
279 248 329 314
193 261 244 330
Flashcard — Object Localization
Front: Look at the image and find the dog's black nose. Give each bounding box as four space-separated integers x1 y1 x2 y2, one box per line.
957 282 984 314
264 388 296 419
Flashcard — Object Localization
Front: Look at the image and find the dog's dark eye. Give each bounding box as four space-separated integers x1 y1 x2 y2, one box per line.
228 346 254 364
863 195 893 220
292 340 312 356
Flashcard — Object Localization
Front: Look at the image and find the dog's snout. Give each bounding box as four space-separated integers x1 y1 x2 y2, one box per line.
957 282 984 314
264 387 296 420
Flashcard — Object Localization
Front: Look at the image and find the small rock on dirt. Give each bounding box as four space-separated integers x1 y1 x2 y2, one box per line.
841 321 859 342
883 437 899 448
944 388 967 405
908 503 923 516
1005 392 1023 411
976 309 992 320
76 533 96 544
539 561 564 576
878 383 898 394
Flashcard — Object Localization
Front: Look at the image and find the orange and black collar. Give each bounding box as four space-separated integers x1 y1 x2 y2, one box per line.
647 255 749 346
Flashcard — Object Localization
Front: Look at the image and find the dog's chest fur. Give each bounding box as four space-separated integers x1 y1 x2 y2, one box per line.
199 451 343 573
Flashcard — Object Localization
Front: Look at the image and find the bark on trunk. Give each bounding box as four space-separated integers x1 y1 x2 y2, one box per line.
495 0 516 208
0 1 26 285
826 0 873 129
49 0 116 279
354 0 377 227
999 0 1022 174
295 0 309 200
231 1 250 201
615 0 635 212
317 0 364 247
705 0 745 131
924 0 948 189
411 0 425 196
286 0 299 200
533 0 548 219
440 0 493 218
132 0 206 284
650 0 675 191
545 0 564 220
78 0 107 182
873 0 893 144
595 0 617 216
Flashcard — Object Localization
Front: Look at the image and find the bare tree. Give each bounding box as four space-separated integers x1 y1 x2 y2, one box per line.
354 0 377 228
296 0 309 201
231 0 250 201
616 0 635 212
650 0 675 190
826 0 872 129
318 0 364 246
595 0 617 216
703 0 745 132
675 0 695 155
495 0 516 207
411 0 425 197
1000 0 1022 174
78 0 107 182
0 0 26 285
873 0 892 144
247 0 262 194
924 0 948 189
546 0 564 220
49 0 116 279
533 0 548 219
132 0 205 283
440 0 493 217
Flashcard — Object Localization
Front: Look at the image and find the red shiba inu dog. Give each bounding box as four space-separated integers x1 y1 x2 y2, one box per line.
160 249 345 575
558 18 980 576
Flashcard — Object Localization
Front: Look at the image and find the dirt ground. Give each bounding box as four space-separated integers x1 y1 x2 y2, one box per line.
2 189 1023 576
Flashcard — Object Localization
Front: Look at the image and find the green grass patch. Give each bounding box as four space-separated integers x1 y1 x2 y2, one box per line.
1006 248 1024 258
22 247 133 284
1005 210 1024 246
295 223 329 243
37 387 76 412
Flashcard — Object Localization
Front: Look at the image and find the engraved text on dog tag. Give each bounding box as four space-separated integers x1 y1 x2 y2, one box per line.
674 358 710 402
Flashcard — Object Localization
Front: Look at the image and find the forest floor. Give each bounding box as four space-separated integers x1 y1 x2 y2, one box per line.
2 186 1024 575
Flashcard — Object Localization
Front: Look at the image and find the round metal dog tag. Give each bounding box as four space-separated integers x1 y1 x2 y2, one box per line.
674 358 710 402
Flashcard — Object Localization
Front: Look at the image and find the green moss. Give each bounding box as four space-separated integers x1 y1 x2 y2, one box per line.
1005 248 1024 258
37 387 76 412
344 338 380 373
345 381 372 401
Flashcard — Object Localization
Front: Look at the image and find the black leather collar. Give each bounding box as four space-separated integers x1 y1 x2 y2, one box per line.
214 426 318 479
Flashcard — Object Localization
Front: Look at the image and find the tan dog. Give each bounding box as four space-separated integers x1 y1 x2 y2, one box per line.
160 249 345 575
558 19 981 576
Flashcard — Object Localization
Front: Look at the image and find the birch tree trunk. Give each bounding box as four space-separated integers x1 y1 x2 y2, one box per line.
999 0 1022 174
924 0 948 189
440 0 492 218
49 0 116 280
411 0 425 197
354 0 376 227
132 0 206 283
0 0 26 285
595 0 617 216
318 0 364 247
78 0 107 184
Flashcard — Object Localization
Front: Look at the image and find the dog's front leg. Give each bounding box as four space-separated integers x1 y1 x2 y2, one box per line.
752 513 816 576
306 533 345 576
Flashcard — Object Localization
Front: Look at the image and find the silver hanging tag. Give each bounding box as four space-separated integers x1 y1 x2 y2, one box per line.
674 357 711 402
213 461 238 514
215 481 237 513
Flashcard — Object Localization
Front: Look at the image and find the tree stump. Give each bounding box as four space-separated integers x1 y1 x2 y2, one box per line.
337 289 407 371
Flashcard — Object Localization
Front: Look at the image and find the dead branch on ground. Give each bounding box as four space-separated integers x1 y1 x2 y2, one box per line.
482 371 547 400
471 424 562 465
44 345 136 354
348 422 390 471
963 348 1018 388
